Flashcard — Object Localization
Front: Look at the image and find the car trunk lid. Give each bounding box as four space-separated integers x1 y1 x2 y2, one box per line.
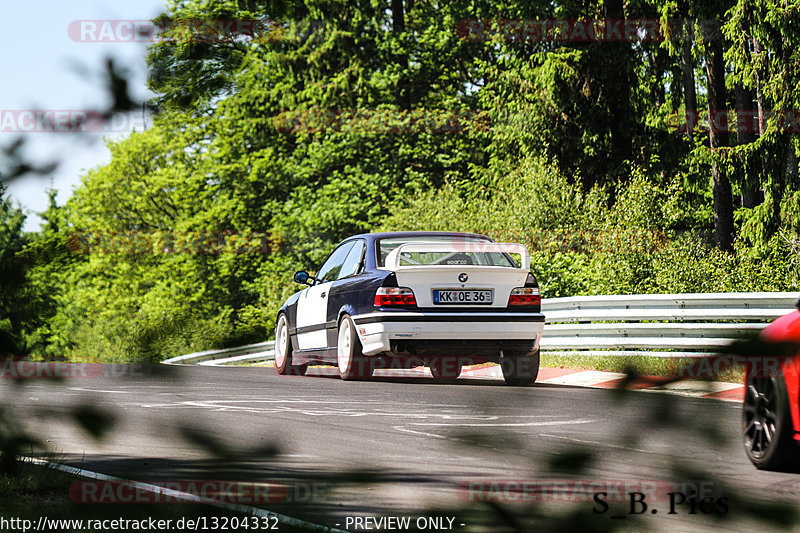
380 243 534 309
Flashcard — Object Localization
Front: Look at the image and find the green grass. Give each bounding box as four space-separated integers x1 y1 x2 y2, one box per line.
540 352 745 383
0 458 75 517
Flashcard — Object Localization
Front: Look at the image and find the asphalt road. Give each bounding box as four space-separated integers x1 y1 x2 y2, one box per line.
4 365 800 532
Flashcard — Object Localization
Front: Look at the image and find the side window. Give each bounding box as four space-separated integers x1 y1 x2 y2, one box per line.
338 240 366 279
315 242 355 284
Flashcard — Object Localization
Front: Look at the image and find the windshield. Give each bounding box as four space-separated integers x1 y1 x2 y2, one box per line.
376 235 517 268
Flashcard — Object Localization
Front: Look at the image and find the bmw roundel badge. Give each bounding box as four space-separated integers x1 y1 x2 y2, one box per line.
458 273 468 283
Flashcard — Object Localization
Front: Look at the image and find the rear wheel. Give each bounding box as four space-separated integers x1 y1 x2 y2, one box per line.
274 314 307 376
743 366 798 471
429 358 463 381
501 349 540 386
337 315 373 380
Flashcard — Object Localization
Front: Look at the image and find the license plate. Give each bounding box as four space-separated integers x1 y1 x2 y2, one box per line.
433 289 493 305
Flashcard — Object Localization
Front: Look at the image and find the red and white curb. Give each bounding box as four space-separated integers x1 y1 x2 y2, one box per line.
536 368 743 402
460 365 744 402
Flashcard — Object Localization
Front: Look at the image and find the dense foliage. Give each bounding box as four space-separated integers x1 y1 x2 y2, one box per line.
2 0 799 361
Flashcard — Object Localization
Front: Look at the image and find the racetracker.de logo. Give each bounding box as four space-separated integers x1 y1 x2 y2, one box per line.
272 108 490 135
455 19 721 43
668 109 800 134
458 479 720 503
0 110 149 134
0 359 103 379
67 19 284 43
0 359 167 379
0 110 105 133
71 480 287 504
66 230 281 255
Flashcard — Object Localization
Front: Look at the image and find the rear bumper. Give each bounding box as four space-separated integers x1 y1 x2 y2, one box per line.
351 311 545 356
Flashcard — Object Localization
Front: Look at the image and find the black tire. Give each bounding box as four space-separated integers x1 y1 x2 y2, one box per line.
743 365 798 471
274 314 307 376
501 349 540 386
337 314 373 380
429 358 463 381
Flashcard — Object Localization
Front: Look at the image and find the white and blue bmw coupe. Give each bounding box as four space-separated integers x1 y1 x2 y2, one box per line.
274 232 544 385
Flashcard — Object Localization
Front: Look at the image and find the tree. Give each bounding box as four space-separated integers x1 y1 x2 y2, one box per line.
703 17 735 251
0 184 27 356
725 0 800 249
147 0 309 113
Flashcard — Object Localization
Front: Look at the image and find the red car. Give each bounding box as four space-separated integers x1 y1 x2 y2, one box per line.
743 297 800 470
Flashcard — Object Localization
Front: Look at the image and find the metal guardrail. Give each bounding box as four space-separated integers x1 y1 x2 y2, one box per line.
162 341 274 366
163 292 800 364
540 292 799 356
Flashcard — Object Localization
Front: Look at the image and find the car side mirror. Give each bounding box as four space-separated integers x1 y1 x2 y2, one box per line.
293 271 312 285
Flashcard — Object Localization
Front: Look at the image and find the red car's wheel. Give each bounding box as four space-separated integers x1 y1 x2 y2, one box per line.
743 365 797 471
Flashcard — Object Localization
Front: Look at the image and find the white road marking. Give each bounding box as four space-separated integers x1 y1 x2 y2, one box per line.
392 418 599 440
139 398 465 409
392 426 447 439
406 419 598 428
68 387 128 394
539 433 656 454
139 399 564 421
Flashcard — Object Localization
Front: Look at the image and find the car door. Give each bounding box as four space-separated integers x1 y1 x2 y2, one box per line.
295 241 355 351
325 239 367 347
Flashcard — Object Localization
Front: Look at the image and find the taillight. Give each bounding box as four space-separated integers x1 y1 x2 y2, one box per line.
375 287 417 307
508 287 541 306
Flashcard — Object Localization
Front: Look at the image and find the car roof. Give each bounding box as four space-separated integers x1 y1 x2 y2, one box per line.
345 231 492 243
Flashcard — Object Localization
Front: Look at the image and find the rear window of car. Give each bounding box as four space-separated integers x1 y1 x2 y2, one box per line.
376 235 517 268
